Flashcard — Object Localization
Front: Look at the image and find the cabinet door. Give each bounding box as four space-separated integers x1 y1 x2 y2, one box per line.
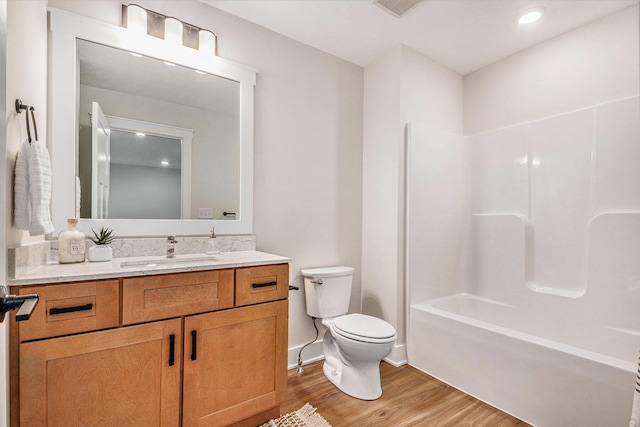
20 319 182 426
183 300 288 427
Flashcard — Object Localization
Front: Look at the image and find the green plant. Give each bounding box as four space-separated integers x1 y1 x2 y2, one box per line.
90 227 116 246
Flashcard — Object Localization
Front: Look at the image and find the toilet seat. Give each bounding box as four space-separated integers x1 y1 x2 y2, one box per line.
332 313 396 344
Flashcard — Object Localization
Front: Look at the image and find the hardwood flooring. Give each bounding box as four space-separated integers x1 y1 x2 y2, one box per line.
282 361 531 427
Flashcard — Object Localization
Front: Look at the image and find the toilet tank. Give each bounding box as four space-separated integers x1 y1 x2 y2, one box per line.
301 266 355 318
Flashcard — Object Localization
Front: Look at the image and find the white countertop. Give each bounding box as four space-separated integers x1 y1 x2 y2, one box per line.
9 251 291 286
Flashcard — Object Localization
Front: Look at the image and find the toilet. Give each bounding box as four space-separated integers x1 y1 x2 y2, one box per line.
301 266 396 400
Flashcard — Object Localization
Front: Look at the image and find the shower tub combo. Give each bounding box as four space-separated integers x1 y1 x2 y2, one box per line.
405 96 640 427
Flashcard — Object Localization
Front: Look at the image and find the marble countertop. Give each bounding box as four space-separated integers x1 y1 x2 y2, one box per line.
8 251 291 286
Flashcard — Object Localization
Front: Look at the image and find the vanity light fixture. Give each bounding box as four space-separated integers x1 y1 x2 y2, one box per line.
515 7 546 26
164 17 183 46
122 4 217 55
124 4 146 34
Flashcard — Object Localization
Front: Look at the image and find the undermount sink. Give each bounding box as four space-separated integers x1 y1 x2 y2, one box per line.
120 255 218 269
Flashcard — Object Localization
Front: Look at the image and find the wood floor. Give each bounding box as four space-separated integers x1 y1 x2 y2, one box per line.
282 361 531 427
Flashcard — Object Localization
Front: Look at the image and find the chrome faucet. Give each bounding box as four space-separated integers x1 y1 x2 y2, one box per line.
167 236 178 258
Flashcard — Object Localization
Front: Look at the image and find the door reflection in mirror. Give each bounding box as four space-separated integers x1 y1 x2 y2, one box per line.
80 109 190 219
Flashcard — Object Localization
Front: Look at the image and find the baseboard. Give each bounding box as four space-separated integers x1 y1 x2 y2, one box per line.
384 343 408 367
287 340 324 370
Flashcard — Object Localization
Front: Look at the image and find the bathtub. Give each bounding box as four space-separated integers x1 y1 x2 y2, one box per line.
408 293 638 427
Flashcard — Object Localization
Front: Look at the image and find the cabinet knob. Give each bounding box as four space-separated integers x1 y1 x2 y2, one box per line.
0 285 39 323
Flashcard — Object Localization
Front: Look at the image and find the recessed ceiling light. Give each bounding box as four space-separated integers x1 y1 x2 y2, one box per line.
515 7 546 26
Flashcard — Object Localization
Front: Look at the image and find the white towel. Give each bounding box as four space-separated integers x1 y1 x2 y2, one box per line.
75 176 81 218
631 352 640 427
13 139 54 236
14 139 31 230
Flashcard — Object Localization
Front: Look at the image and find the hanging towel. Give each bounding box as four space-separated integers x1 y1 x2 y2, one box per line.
14 139 31 230
14 139 54 236
75 176 81 218
28 140 54 235
631 352 640 427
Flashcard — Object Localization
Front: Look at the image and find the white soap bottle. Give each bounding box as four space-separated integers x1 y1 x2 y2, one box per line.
58 218 86 263
205 227 219 255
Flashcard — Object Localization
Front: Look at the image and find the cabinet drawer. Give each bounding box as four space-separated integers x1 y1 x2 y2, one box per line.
235 264 289 307
17 280 120 342
122 270 234 325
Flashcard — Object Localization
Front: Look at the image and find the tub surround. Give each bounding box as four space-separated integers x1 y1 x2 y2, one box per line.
405 95 640 426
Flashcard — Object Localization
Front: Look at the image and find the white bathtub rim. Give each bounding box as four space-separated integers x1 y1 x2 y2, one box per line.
411 293 636 374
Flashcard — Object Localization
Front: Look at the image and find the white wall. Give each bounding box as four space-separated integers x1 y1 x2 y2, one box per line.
48 0 364 365
109 163 181 219
362 45 463 364
6 1 48 249
3 1 48 424
465 4 639 135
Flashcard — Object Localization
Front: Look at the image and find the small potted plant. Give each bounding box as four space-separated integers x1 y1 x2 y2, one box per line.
87 227 116 262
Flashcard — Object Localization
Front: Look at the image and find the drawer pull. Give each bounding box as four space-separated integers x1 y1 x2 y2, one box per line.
252 281 277 289
49 303 93 315
191 330 197 361
169 334 176 366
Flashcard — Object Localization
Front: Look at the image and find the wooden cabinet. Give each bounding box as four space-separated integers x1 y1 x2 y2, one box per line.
11 264 289 427
183 300 288 426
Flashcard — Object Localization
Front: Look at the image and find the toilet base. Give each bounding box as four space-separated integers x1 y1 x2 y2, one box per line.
322 360 383 400
322 333 384 400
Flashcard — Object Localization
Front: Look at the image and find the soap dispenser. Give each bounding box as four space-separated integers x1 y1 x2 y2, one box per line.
205 227 219 255
58 218 86 263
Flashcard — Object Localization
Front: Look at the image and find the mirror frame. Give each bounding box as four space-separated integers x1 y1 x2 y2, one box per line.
48 7 256 236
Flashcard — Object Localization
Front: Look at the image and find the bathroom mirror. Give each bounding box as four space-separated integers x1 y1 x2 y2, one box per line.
77 39 240 221
48 7 256 236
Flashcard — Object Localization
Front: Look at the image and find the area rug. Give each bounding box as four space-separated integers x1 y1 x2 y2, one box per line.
260 403 332 427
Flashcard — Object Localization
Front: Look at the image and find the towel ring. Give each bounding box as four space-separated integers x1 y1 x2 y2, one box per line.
15 99 38 143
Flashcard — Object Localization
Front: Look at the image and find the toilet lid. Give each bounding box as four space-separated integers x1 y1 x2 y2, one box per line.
333 313 396 342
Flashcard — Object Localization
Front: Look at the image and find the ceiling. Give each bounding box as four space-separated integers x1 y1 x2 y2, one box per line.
77 39 240 114
202 0 637 75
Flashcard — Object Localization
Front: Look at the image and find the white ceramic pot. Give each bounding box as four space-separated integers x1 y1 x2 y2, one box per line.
87 245 112 262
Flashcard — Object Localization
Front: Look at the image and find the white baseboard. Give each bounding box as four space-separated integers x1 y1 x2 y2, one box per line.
288 341 407 370
384 343 408 367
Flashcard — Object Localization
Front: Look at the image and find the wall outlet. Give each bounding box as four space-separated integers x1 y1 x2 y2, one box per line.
198 208 214 219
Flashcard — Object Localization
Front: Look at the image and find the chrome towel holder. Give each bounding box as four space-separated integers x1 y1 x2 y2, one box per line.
15 99 38 143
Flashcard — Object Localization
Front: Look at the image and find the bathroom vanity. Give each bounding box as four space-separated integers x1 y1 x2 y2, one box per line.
8 252 289 427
